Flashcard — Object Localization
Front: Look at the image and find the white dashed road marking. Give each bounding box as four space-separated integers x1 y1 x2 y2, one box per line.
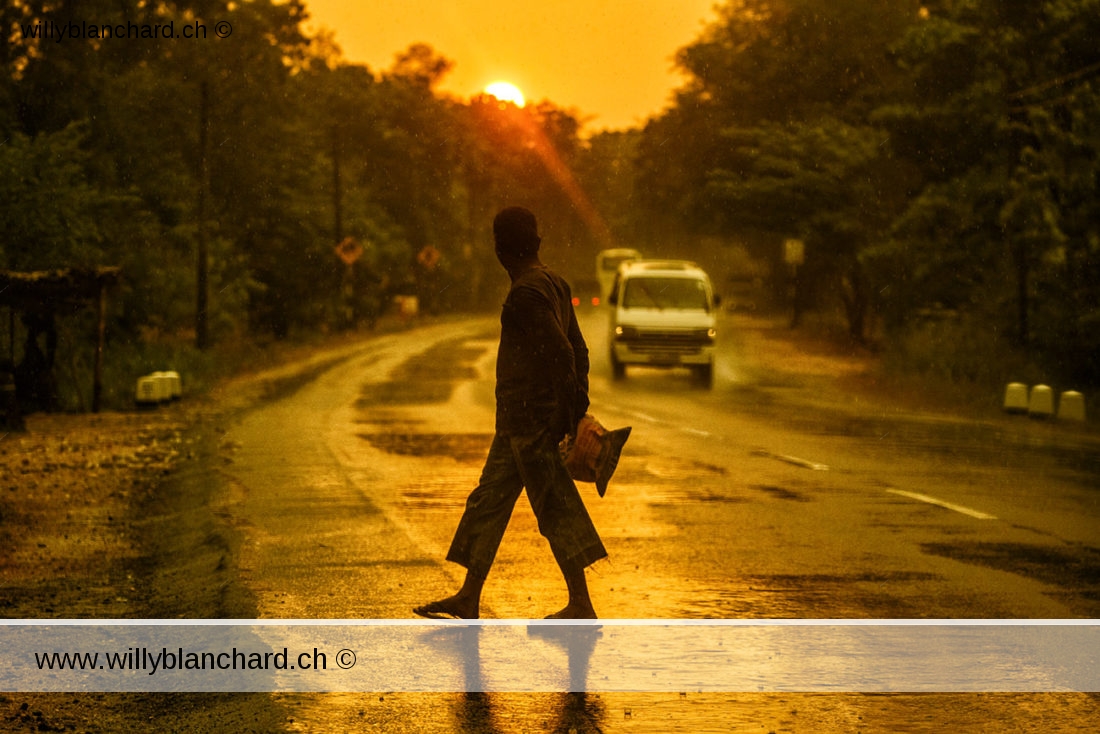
886 489 997 520
751 448 830 471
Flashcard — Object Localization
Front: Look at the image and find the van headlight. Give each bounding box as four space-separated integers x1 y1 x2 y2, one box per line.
694 328 716 343
613 325 638 340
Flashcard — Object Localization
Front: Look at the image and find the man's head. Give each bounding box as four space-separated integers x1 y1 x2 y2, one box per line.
493 207 541 264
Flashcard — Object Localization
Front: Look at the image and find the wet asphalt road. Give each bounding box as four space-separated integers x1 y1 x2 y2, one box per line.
216 311 1100 731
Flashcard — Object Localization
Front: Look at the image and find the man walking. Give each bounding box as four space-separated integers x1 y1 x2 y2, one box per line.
414 206 606 620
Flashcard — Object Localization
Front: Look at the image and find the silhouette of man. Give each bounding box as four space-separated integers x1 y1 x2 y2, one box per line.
414 206 605 619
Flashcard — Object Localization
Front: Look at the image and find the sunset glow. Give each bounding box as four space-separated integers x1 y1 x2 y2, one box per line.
305 0 718 130
484 80 526 107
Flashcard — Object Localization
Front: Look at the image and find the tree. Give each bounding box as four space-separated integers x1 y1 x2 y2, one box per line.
638 0 918 340
576 130 645 249
0 125 141 270
872 0 1100 375
706 120 889 335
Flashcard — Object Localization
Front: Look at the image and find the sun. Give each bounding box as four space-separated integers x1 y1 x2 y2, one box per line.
484 80 526 108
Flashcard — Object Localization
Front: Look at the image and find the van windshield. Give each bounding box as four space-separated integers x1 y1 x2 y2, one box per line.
623 276 709 311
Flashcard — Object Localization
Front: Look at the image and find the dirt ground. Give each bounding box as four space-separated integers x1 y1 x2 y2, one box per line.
0 313 1094 731
0 331 371 731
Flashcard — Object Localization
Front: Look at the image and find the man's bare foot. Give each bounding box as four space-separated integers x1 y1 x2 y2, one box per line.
544 603 597 620
413 593 479 619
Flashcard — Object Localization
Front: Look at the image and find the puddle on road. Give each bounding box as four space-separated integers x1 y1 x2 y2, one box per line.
922 541 1100 611
617 456 727 482
613 456 741 506
361 433 492 463
355 335 494 463
776 409 1100 479
357 336 488 407
616 462 823 507
750 484 811 502
642 488 748 506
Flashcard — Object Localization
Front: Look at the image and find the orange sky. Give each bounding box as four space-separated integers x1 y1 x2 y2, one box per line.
304 0 718 131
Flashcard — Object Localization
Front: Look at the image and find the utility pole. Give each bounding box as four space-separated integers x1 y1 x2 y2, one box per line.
195 80 210 349
332 124 343 244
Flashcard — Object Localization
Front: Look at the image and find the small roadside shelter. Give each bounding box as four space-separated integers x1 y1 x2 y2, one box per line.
0 267 121 414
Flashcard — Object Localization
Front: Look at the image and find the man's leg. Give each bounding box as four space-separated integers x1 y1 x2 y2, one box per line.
544 561 597 620
414 434 524 619
413 569 485 619
512 432 607 619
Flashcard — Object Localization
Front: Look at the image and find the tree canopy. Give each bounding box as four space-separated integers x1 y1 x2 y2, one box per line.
2 0 596 346
631 0 1100 381
3 0 1099 407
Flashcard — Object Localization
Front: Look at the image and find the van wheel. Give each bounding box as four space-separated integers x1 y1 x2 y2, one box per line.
611 355 626 380
692 363 713 388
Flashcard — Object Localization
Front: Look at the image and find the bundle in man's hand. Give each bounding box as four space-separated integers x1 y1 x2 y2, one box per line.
560 413 632 497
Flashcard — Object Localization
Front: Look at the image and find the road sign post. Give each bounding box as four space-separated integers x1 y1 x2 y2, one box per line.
335 238 364 328
784 239 805 327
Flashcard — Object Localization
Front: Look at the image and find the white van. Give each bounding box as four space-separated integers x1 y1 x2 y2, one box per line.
607 260 719 387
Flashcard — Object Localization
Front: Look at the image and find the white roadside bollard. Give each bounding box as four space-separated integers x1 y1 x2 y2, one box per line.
135 376 159 408
1028 384 1055 419
1058 391 1086 422
151 372 173 404
164 370 182 401
1003 383 1029 414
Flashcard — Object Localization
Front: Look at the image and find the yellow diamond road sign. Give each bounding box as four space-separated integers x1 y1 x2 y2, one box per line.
336 237 363 265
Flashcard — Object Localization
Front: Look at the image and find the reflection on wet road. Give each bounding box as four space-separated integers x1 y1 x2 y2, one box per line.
218 314 1100 731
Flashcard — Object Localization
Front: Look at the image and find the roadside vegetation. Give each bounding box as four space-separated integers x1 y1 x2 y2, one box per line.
2 0 1098 414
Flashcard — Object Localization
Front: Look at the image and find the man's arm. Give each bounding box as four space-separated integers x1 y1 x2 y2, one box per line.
566 306 590 422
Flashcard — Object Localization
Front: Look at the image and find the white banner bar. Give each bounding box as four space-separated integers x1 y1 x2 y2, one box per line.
2 620 1096 693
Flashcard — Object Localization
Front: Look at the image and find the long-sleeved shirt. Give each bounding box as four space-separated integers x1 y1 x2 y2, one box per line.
495 265 590 437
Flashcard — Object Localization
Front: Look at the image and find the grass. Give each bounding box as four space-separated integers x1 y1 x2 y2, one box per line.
879 314 1098 423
